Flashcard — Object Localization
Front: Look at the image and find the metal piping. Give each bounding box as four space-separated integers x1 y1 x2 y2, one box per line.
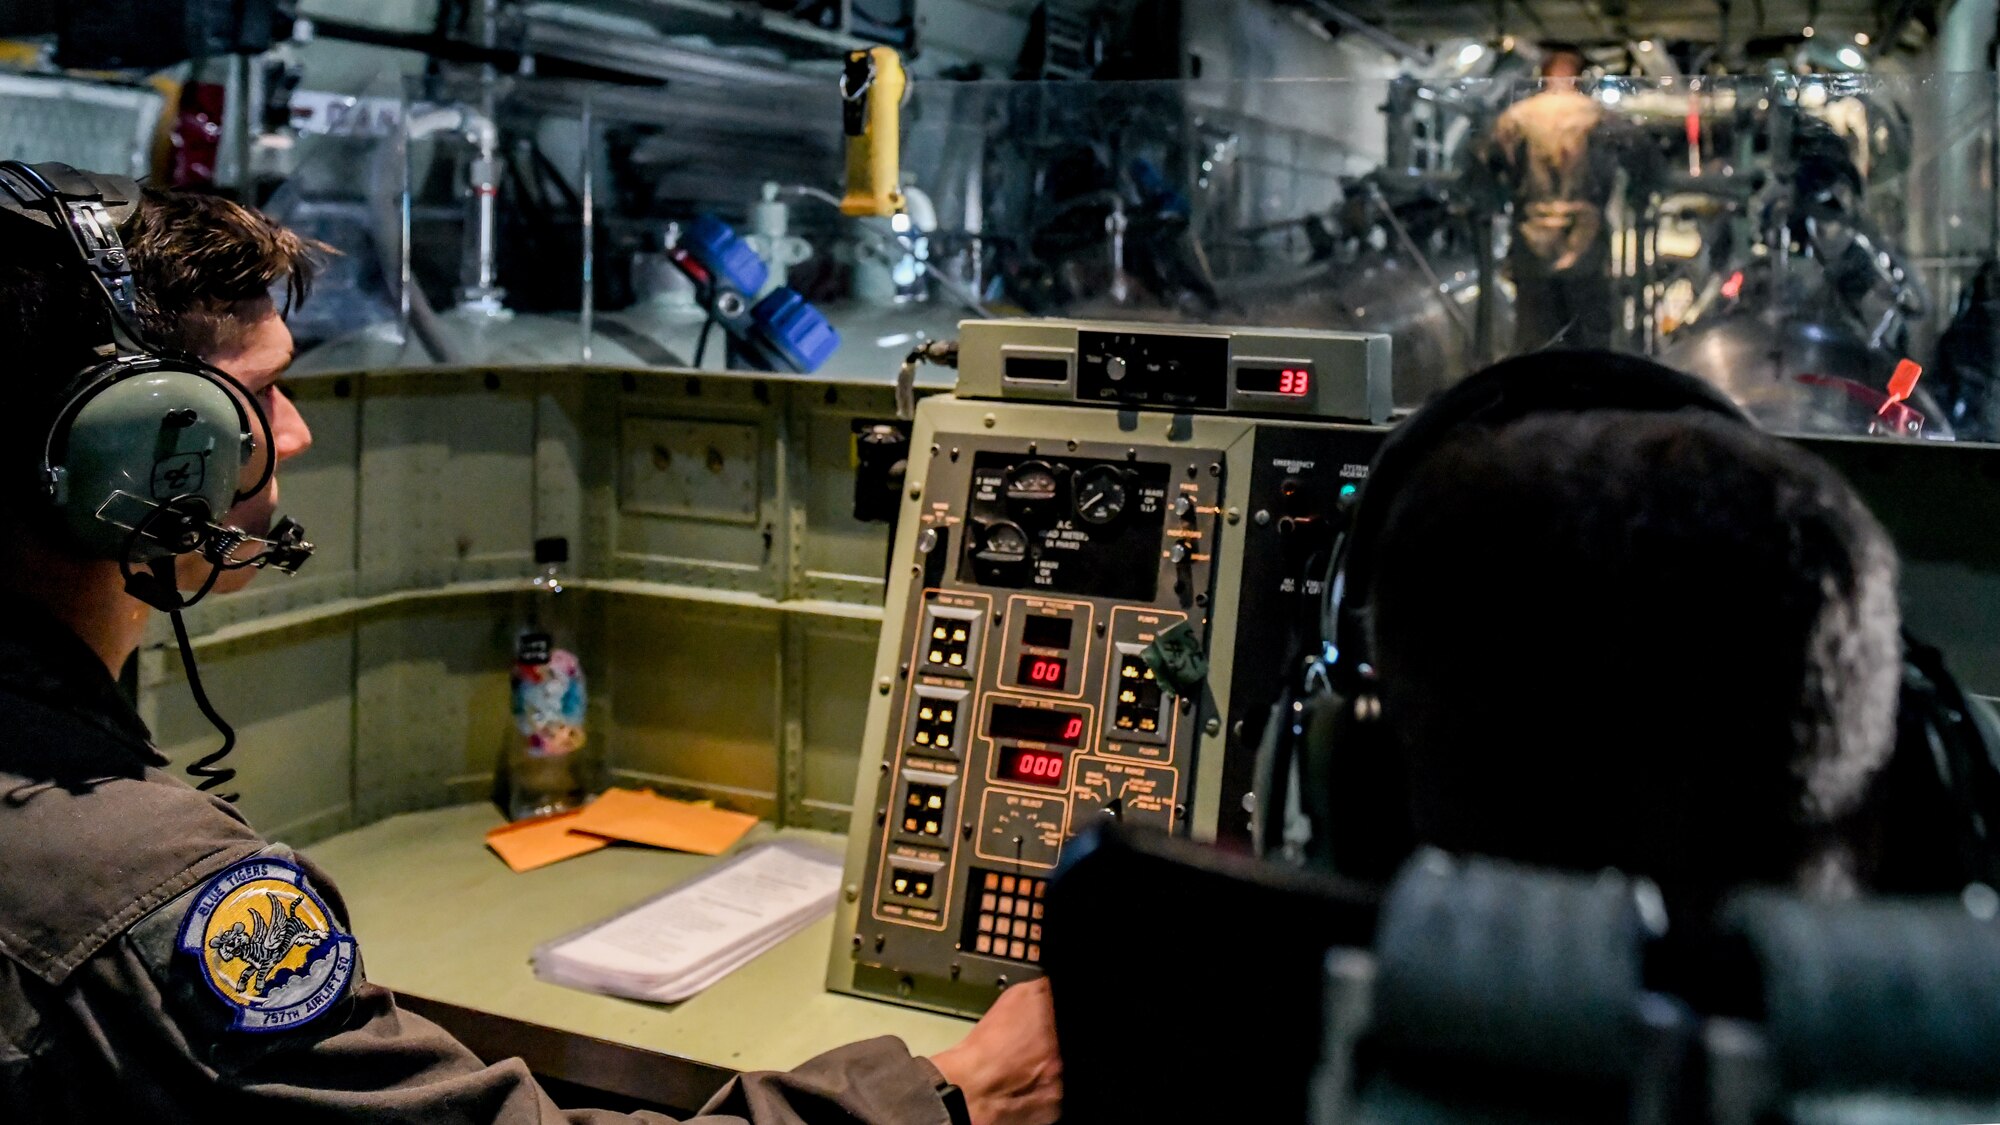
1297 0 1432 65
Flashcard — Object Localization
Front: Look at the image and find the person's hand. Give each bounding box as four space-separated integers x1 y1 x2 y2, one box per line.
929 977 1061 1125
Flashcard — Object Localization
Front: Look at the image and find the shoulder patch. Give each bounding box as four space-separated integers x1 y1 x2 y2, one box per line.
175 856 356 1033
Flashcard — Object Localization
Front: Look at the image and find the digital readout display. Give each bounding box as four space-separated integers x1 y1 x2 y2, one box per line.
1238 366 1312 396
997 745 1069 788
1020 615 1075 649
988 702 1086 746
1016 653 1069 688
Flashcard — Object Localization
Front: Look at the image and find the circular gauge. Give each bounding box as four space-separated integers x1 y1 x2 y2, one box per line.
976 520 1031 564
1072 466 1128 525
1005 461 1060 503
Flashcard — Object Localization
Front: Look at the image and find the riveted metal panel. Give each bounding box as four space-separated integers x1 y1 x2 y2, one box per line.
789 382 900 606
609 373 781 594
352 593 522 824
602 593 781 819
147 614 357 846
793 615 881 831
357 370 539 596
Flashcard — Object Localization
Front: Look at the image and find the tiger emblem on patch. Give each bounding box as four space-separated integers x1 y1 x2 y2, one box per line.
176 857 356 1032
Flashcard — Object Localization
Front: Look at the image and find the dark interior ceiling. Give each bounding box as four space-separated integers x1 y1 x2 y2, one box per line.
1318 0 1926 51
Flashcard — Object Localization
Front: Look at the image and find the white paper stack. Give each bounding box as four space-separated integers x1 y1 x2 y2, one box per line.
531 840 843 1004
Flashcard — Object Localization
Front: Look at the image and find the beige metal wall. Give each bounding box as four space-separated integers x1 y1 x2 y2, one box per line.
139 368 902 846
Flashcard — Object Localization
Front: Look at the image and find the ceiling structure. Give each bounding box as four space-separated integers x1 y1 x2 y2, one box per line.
1296 0 1934 54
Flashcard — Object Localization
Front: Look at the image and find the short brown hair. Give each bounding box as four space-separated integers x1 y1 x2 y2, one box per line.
127 188 329 358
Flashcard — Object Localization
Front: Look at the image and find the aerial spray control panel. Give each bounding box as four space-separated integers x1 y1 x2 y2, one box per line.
828 320 1391 1017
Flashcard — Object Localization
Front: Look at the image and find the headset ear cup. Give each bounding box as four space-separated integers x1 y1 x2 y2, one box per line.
1303 688 1416 880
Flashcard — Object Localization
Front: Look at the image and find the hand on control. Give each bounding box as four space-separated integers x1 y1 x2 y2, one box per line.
929 977 1062 1125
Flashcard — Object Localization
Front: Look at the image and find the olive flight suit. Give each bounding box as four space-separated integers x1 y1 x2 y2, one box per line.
0 606 955 1123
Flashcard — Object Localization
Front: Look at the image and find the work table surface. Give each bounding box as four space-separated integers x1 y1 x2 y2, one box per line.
307 803 969 1084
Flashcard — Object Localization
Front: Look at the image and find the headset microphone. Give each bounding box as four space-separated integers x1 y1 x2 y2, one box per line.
0 160 318 800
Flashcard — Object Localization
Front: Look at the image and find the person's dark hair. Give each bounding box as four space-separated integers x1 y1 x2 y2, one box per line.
1539 44 1588 78
1370 410 1901 907
126 188 326 358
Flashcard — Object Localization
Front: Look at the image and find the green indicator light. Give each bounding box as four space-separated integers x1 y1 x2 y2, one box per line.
1339 483 1359 499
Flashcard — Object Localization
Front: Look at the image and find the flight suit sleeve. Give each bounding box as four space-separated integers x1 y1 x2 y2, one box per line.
73 850 952 1125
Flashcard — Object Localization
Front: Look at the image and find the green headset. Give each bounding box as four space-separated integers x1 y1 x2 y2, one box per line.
0 160 315 796
0 161 311 611
1253 350 2000 893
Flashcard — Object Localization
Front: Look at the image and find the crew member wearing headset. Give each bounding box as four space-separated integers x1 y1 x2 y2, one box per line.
0 163 1060 1125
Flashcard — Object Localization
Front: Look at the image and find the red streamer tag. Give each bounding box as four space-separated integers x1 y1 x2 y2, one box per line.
1882 358 1923 412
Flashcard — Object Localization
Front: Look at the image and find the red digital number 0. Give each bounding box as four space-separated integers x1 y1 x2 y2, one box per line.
1061 716 1084 741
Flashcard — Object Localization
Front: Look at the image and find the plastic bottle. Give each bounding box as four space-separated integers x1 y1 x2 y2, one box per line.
507 537 594 820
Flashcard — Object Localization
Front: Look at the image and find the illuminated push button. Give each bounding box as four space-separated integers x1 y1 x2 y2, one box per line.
903 818 919 832
919 707 934 720
977 935 992 954
1033 882 1046 899
982 893 996 911
978 915 993 933
1027 944 1041 962
1011 919 1028 938
1030 923 1042 941
1013 899 1031 917
1010 941 1026 959
984 873 999 890
893 876 909 894
924 819 940 834
1032 902 1044 919
1001 876 1017 894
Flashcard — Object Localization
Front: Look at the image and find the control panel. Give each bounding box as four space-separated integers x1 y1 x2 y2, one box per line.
853 433 1221 995
830 322 1392 1018
954 317 1392 423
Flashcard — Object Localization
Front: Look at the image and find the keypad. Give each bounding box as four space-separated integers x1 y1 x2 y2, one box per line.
962 868 1047 963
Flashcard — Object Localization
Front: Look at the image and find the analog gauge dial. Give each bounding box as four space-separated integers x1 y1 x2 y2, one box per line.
976 520 1031 564
1072 466 1128 525
1005 461 1061 503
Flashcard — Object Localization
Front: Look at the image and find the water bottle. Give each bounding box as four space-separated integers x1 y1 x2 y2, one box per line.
507 537 594 820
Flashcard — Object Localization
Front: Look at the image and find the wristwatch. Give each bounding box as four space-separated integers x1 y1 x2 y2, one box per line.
937 1081 973 1125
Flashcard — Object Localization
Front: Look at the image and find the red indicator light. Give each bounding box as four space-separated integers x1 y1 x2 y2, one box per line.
1016 653 1069 687
1000 746 1068 787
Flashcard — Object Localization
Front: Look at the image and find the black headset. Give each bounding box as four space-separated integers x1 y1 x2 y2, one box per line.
1253 349 2000 893
0 161 317 797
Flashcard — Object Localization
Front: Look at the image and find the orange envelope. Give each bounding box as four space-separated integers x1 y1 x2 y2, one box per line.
566 787 759 856
486 809 610 872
